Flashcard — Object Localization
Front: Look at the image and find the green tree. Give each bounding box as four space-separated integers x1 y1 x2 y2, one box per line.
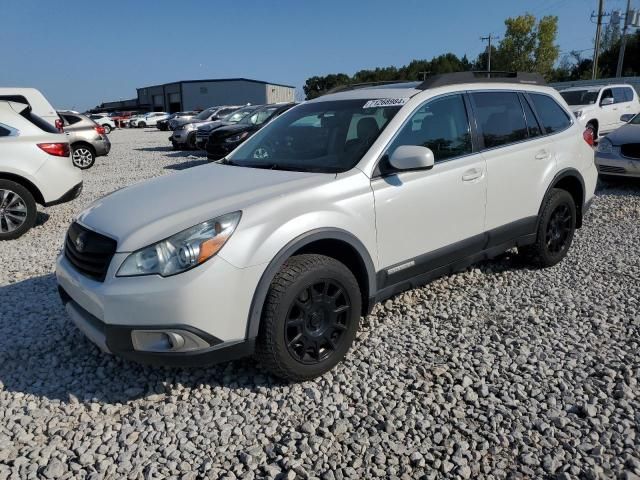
303 73 350 99
494 14 559 78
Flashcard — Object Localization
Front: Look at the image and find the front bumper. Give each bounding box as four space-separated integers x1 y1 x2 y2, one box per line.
206 142 235 160
58 287 255 366
169 129 193 146
55 251 264 366
595 151 640 177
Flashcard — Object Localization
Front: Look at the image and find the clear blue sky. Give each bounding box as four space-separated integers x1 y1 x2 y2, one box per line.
0 0 628 111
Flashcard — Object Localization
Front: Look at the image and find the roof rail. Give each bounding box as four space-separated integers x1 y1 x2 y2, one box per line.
326 80 409 95
417 71 546 90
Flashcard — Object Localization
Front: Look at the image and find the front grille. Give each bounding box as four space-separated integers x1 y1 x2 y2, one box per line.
64 222 117 282
621 143 640 160
599 165 627 174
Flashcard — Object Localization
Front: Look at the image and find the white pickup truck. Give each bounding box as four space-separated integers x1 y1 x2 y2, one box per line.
559 84 640 141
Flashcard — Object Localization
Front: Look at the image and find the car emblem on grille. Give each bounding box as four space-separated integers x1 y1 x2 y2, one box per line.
75 233 86 252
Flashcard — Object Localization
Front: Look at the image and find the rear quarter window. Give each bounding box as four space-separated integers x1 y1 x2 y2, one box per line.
62 114 83 126
0 125 11 137
529 94 571 134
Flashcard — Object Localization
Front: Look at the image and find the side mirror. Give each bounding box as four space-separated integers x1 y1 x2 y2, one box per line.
388 145 435 172
620 113 635 123
600 97 614 106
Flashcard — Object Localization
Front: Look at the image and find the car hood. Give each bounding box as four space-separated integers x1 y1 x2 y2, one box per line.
76 163 328 251
605 122 640 145
197 120 225 132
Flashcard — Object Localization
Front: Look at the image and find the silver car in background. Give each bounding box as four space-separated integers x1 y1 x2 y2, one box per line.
596 113 640 178
58 111 111 169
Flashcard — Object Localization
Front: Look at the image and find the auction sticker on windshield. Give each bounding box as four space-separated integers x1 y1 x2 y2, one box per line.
363 98 408 108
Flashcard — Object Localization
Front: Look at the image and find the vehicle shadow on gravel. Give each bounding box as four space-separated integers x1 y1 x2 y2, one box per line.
0 274 287 405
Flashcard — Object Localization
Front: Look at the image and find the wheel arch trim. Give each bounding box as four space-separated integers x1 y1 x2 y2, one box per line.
244 228 377 340
0 172 45 205
539 167 586 227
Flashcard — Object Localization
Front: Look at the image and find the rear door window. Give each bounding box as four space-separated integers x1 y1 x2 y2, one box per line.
613 87 628 104
470 91 528 149
529 94 571 134
62 114 82 126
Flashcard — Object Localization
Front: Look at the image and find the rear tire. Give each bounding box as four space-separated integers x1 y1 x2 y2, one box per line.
0 180 37 240
138 121 146 128
255 254 361 381
102 124 112 134
72 144 96 169
520 188 576 268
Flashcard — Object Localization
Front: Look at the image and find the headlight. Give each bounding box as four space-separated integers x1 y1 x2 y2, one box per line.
225 131 249 143
117 211 241 277
596 138 612 153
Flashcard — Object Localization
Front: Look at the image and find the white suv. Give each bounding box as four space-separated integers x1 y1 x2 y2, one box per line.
131 112 170 128
0 101 82 239
56 72 597 380
559 84 640 140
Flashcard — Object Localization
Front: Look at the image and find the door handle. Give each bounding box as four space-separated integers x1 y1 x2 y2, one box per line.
535 150 550 160
462 168 483 181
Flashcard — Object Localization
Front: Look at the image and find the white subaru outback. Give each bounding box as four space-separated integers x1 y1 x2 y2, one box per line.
56 72 597 381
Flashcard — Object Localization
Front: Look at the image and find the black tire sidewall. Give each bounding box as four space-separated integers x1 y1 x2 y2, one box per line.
0 180 37 240
259 255 361 380
102 124 112 134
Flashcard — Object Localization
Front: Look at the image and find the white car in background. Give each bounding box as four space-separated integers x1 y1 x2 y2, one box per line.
559 84 640 141
88 114 116 134
131 112 170 128
0 101 82 239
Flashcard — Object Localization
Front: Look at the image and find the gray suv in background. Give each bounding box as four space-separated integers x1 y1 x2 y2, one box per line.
58 111 111 169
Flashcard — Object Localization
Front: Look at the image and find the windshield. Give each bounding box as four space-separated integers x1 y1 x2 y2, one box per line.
240 106 279 126
223 107 256 123
195 108 217 120
227 99 401 173
560 90 599 106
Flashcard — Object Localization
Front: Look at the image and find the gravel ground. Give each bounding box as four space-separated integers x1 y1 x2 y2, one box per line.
0 128 639 480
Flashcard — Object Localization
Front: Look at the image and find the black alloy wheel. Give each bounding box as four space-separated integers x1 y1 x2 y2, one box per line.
284 279 351 365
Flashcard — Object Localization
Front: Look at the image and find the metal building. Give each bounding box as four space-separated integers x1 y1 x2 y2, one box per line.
136 78 296 113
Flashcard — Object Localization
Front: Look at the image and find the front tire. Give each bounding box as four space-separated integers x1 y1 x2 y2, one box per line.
256 254 361 381
72 144 96 169
0 180 37 240
520 188 576 268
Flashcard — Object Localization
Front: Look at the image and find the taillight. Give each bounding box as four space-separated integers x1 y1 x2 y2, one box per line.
95 125 106 135
583 128 595 147
38 143 70 157
55 118 64 132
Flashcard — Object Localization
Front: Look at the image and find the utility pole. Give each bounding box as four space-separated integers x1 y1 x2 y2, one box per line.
592 0 605 79
480 34 496 76
418 71 430 81
616 0 632 77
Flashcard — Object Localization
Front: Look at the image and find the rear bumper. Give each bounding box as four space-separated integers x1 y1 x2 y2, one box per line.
95 138 111 156
44 182 83 207
58 285 256 367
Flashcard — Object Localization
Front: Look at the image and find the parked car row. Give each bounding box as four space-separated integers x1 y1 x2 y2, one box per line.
168 103 296 157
